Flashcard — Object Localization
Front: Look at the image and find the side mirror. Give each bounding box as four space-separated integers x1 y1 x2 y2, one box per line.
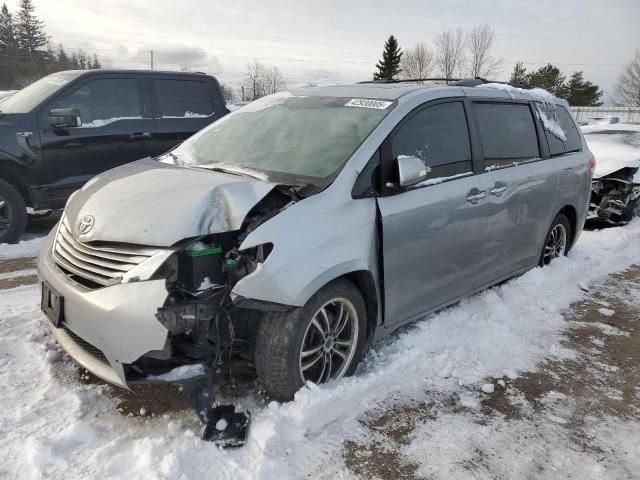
48 108 82 129
396 155 429 187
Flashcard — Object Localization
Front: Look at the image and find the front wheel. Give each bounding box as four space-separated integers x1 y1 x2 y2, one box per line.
539 213 571 266
254 279 367 401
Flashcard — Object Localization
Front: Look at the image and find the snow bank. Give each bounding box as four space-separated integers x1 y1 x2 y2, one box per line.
0 237 43 260
2 222 640 478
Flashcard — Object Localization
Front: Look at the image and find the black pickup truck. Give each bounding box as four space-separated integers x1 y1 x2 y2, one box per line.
0 69 229 243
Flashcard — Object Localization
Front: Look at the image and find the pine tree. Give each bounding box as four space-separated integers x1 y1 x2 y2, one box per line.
15 0 47 54
373 35 403 81
509 62 527 85
526 64 568 97
565 71 603 106
0 3 17 51
91 53 101 69
56 44 69 69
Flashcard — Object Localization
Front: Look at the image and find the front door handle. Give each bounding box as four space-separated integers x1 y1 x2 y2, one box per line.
490 182 508 196
466 189 487 204
129 132 151 140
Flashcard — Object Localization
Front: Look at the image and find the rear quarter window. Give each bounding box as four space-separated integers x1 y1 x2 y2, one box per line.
153 79 214 118
537 104 582 156
473 103 539 167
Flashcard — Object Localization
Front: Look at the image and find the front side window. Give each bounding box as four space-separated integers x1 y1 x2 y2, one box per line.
391 102 473 181
52 78 142 128
154 79 214 118
474 102 539 167
173 93 393 187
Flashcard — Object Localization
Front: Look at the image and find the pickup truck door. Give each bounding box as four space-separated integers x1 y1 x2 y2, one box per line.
38 74 155 205
147 76 225 157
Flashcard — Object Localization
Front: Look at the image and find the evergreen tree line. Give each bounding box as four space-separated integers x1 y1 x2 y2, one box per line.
510 62 602 106
0 0 101 89
373 34 603 106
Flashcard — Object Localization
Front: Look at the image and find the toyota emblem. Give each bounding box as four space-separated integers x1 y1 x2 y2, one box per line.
78 215 95 234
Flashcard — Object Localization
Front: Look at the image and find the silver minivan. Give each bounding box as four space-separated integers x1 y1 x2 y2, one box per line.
37 80 593 428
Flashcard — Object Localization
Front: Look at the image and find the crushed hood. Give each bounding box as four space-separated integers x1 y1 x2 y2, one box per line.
583 130 640 179
64 158 276 246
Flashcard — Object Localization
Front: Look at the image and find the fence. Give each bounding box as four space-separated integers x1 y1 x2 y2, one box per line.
569 106 640 123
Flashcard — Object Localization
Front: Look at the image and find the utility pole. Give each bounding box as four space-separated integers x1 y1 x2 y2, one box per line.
150 50 154 70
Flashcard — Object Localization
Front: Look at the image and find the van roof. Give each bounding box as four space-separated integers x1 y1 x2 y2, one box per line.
291 80 566 105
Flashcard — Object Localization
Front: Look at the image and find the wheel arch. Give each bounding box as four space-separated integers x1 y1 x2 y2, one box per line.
341 270 380 345
557 204 578 250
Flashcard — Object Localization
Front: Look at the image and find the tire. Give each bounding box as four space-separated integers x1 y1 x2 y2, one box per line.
0 178 27 244
254 278 368 401
539 213 571 267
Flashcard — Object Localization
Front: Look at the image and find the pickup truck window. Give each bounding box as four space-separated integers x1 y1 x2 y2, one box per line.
0 72 81 113
154 79 214 118
52 78 143 128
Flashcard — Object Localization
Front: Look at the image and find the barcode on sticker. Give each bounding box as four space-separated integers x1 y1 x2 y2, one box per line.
345 99 393 109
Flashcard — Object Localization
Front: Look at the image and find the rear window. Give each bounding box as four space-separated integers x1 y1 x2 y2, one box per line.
154 79 214 118
536 104 582 156
474 103 539 167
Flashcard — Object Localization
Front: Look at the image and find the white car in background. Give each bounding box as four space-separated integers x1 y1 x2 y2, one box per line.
583 123 640 224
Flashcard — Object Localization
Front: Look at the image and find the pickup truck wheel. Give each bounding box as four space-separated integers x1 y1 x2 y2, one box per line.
539 213 571 266
0 179 27 244
254 279 367 401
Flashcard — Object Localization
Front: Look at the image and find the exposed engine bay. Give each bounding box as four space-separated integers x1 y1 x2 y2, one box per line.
589 167 640 224
127 186 296 445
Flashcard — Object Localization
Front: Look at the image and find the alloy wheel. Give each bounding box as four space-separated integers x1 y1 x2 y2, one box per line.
542 223 567 265
299 298 359 385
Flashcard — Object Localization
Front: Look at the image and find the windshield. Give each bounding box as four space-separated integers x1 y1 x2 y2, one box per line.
0 72 82 113
172 93 394 186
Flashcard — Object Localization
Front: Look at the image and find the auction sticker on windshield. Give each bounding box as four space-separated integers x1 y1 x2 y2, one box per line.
345 98 393 109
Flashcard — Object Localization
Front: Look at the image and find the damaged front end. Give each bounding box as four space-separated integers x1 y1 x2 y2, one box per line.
588 167 640 224
124 186 295 445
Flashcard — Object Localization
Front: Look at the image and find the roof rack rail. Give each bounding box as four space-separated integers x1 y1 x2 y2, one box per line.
357 77 534 89
357 77 462 84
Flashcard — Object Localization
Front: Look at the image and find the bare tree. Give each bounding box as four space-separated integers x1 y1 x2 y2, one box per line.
465 24 502 78
434 28 465 79
220 84 235 103
614 50 640 106
243 61 286 100
243 60 266 101
264 65 287 95
400 42 435 80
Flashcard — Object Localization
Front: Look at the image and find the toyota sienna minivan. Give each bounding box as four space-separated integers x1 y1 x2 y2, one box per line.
37 79 593 429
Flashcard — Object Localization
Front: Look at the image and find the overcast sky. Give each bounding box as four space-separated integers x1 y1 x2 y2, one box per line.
6 0 639 102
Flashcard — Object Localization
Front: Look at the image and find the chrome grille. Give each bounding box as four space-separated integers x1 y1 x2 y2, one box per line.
53 221 160 287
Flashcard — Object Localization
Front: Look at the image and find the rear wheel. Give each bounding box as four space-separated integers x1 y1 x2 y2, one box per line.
539 213 571 266
254 279 367 401
0 179 27 244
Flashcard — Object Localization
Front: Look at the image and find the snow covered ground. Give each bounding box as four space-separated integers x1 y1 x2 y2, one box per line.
1 221 640 479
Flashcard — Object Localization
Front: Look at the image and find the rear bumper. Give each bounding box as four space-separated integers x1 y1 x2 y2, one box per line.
36 229 170 388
